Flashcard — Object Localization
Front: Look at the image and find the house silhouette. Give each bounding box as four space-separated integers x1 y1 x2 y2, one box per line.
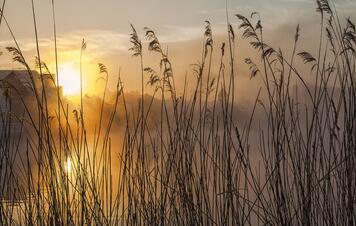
0 70 63 134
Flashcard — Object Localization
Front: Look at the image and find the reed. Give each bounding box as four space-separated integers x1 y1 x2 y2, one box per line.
0 0 355 225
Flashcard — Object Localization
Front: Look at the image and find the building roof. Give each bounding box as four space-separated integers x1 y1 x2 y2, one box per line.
0 70 40 82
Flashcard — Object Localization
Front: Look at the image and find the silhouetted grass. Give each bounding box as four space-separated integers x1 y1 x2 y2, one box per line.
0 0 355 225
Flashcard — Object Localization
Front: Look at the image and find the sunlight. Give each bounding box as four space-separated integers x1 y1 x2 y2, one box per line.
64 157 72 174
58 64 81 96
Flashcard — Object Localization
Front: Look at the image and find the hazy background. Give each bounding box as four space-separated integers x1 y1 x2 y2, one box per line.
0 0 355 103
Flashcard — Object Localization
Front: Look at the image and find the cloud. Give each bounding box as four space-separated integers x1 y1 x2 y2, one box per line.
0 27 207 60
156 25 207 43
0 30 128 56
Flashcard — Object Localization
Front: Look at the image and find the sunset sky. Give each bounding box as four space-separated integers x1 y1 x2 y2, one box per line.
1 0 355 96
3 0 354 38
0 2 355 224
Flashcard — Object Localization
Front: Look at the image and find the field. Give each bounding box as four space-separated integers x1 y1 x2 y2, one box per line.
0 0 355 225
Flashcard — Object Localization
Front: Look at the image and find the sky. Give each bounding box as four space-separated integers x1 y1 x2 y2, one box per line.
0 0 355 97
1 0 323 39
3 0 354 37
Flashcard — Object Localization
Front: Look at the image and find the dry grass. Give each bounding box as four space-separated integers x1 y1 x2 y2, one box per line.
0 0 355 225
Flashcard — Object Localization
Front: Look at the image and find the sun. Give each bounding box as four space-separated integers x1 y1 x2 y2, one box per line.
58 64 81 96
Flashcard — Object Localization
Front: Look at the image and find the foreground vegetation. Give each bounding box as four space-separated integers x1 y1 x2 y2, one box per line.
0 0 355 225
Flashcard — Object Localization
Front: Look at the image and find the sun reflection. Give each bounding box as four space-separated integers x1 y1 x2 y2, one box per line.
64 157 72 174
